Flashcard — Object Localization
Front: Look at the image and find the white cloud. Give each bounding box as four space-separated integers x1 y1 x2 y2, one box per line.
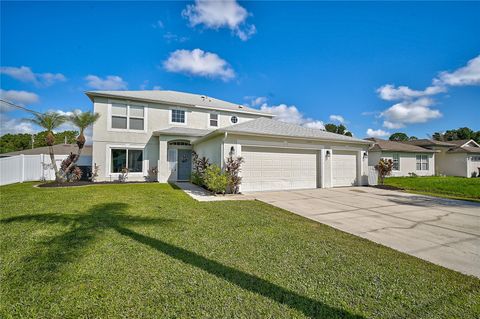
259 103 325 130
377 84 445 101
152 20 164 29
0 66 66 86
435 55 480 86
329 114 346 124
182 0 256 41
163 32 189 43
366 128 390 138
381 97 442 127
375 55 480 129
164 49 235 81
85 75 128 90
382 121 404 129
244 96 267 107
0 89 39 106
0 116 36 135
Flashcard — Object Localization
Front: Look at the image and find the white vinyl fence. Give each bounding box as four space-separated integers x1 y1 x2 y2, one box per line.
0 154 92 186
368 165 378 186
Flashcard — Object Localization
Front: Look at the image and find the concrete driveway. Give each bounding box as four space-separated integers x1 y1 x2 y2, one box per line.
249 187 480 277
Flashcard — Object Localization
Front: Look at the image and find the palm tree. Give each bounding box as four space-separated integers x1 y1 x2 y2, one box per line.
61 111 100 178
26 112 68 181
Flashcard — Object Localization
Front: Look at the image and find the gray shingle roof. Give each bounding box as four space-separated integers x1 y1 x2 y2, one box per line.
85 90 272 116
405 139 457 147
219 118 370 144
366 138 435 153
447 146 480 154
153 127 213 137
0 144 92 157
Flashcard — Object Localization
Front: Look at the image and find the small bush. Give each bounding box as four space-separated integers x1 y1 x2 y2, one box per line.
203 164 228 194
191 171 204 186
375 158 393 185
472 171 478 178
408 172 418 177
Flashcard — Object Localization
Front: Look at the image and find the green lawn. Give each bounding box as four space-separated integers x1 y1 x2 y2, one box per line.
384 176 480 202
1 183 479 318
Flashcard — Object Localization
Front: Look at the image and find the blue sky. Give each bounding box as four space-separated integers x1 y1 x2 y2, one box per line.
1 1 479 138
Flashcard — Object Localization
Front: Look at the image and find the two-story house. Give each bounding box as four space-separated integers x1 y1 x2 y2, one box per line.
87 90 371 192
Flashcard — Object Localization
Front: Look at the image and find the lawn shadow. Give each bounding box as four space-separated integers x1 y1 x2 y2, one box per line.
115 225 365 318
1 203 173 284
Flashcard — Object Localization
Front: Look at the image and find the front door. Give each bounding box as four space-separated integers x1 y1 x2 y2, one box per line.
177 149 192 181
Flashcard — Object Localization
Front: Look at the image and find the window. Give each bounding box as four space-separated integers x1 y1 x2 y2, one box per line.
111 149 143 173
111 103 144 130
171 109 185 123
416 155 429 170
209 113 218 127
230 115 238 124
471 156 480 161
392 153 400 171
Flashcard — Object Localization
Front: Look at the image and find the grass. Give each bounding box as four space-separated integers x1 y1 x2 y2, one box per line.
1 183 479 318
384 176 480 202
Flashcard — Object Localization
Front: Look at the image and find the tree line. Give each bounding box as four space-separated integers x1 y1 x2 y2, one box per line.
0 130 78 154
388 127 480 144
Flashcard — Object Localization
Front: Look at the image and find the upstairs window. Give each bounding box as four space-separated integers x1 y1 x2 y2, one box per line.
171 109 186 123
416 155 429 170
209 113 218 127
392 153 400 171
111 103 145 130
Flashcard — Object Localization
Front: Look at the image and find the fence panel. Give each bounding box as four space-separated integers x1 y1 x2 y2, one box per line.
368 165 378 186
0 154 71 186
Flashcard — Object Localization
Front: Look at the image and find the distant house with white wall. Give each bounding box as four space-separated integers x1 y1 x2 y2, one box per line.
366 138 435 177
405 139 480 177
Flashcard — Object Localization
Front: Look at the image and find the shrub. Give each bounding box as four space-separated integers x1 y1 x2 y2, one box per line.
225 154 244 194
408 172 418 177
59 153 82 182
203 164 228 194
472 171 478 178
375 158 393 185
191 171 203 186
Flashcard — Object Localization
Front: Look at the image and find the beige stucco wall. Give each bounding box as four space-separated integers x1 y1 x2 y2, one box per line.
91 96 264 182
368 151 435 177
193 135 224 167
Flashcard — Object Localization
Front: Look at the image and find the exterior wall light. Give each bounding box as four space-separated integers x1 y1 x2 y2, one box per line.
363 152 368 160
326 150 331 158
230 146 235 155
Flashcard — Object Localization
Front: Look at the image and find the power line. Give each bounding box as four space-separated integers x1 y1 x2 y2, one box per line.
0 99 42 115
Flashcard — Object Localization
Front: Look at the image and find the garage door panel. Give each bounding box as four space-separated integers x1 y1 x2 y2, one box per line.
242 147 317 192
332 151 357 187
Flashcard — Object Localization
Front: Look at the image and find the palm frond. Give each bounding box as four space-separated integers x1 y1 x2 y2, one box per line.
70 112 100 133
25 112 68 132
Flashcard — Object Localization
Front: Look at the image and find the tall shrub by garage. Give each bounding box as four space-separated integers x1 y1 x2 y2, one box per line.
203 164 228 194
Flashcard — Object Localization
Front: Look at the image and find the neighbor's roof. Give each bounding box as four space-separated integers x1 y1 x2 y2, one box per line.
153 127 212 137
366 138 435 153
195 117 371 144
405 139 457 147
447 146 480 154
0 144 92 157
85 90 273 117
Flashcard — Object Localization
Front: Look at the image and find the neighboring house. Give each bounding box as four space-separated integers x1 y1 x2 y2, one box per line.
366 138 435 177
87 90 371 192
406 139 480 177
0 144 92 166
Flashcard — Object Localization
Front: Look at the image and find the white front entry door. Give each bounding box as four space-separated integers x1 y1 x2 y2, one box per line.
332 150 357 187
241 147 318 192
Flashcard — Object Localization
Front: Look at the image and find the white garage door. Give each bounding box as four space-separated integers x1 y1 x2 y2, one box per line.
241 147 317 192
332 151 357 187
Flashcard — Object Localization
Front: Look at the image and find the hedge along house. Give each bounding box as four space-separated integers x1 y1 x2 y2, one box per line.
87 90 371 192
366 138 436 177
405 139 480 177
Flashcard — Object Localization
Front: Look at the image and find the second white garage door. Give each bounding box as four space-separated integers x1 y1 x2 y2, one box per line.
332 150 357 187
241 147 317 192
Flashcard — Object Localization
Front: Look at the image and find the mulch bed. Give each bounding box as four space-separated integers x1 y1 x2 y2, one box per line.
38 181 156 188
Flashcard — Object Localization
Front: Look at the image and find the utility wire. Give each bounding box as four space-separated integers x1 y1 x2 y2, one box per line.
0 98 42 115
